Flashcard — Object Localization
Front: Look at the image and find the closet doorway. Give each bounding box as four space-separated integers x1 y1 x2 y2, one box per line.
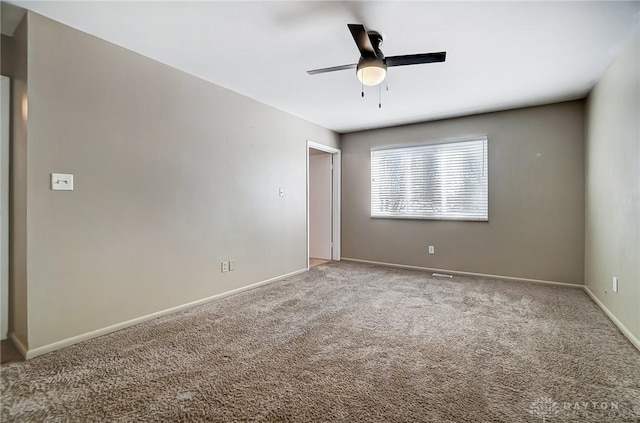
307 141 341 269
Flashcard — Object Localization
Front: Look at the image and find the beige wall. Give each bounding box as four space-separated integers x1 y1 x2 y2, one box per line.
585 30 639 341
341 101 585 284
18 12 338 352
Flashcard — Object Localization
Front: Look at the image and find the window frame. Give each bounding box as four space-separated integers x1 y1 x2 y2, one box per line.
370 135 489 222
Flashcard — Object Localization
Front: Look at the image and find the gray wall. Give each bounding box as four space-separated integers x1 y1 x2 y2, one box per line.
342 101 585 284
17 12 338 352
585 30 639 341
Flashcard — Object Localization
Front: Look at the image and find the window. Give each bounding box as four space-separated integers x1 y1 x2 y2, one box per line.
371 137 488 221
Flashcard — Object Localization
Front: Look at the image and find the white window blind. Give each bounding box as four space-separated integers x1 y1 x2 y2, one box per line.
371 137 488 221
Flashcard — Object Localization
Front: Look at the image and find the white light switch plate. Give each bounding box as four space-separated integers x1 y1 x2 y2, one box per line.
51 173 74 191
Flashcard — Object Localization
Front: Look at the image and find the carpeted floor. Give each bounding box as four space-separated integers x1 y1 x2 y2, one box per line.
1 261 639 422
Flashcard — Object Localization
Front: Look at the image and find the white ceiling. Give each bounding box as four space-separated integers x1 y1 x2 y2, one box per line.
5 1 640 133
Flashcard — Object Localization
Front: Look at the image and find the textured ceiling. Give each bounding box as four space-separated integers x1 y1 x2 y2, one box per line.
6 1 640 133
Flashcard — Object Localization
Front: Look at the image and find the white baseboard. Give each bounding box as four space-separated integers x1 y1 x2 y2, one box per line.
25 268 308 359
583 286 640 351
342 257 582 289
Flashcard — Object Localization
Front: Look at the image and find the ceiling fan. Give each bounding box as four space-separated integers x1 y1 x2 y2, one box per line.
307 24 446 87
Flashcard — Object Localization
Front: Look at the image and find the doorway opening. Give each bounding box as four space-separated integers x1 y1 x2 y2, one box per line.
307 141 341 269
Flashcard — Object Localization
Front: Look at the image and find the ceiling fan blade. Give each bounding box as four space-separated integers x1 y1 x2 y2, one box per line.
386 52 447 67
348 24 376 58
307 63 357 75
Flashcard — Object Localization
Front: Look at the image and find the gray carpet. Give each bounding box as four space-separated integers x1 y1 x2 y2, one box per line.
1 261 639 422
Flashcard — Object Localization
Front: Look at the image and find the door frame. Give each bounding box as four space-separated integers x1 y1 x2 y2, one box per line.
307 140 341 269
1 76 10 340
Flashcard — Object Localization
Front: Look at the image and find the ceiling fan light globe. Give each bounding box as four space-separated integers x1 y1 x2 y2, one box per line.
356 59 387 86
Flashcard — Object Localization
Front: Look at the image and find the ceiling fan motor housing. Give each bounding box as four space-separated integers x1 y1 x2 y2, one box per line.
356 57 387 86
356 30 387 86
367 31 384 52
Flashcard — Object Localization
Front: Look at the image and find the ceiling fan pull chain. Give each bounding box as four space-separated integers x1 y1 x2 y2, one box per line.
378 83 382 109
361 80 364 98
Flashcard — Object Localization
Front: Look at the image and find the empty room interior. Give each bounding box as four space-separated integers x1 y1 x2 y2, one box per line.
0 1 639 422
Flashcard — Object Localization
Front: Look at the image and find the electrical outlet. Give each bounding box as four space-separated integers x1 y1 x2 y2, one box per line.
221 261 229 273
612 276 618 293
229 260 235 271
428 245 435 254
